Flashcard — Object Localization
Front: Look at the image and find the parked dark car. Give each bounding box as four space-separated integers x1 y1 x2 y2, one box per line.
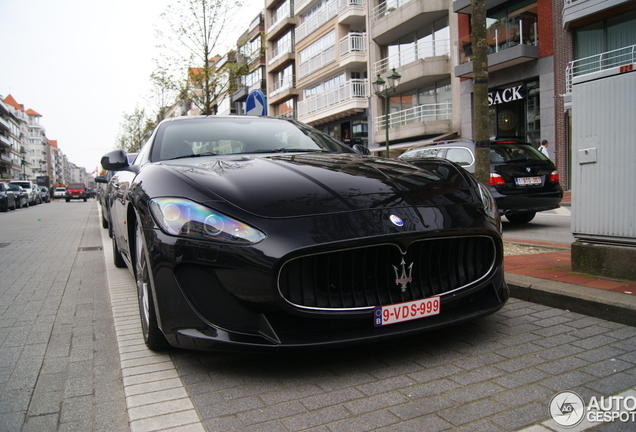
0 182 17 212
98 116 508 352
399 139 563 223
39 186 51 203
6 183 28 208
97 152 138 230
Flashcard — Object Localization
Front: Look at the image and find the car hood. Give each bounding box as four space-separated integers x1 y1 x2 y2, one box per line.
160 154 477 218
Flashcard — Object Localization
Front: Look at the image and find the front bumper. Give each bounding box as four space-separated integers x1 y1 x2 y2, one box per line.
142 211 509 351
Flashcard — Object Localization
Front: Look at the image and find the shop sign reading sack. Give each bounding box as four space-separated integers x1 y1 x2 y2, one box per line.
488 85 524 106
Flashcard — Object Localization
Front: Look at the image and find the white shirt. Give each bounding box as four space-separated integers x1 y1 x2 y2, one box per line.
539 145 550 158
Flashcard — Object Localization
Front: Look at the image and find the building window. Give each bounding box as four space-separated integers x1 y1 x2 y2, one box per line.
574 10 636 60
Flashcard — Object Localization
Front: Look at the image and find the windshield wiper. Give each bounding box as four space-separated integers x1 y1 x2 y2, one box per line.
239 148 329 154
167 151 218 160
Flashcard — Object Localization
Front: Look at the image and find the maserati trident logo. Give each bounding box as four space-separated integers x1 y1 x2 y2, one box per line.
393 258 413 292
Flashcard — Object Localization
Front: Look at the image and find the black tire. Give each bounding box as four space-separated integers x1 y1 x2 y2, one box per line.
505 212 536 224
10 201 16 211
135 220 170 351
112 228 126 268
83 198 87 202
65 198 69 202
101 213 109 229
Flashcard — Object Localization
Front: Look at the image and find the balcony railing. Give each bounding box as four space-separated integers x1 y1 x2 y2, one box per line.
375 102 452 130
269 41 294 65
566 43 636 94
266 2 292 32
374 39 450 75
298 79 367 117
371 0 414 22
270 75 296 96
339 32 367 56
457 13 537 64
295 0 339 43
298 45 336 79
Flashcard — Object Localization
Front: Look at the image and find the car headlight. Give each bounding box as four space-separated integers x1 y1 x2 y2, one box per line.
149 198 266 244
477 182 501 231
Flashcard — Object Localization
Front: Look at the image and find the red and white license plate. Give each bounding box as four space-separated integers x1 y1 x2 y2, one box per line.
374 296 440 327
515 176 541 186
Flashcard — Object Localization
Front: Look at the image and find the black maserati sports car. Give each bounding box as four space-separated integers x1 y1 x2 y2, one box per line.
97 116 509 351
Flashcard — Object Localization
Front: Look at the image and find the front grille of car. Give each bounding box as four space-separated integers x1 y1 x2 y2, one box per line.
278 236 496 311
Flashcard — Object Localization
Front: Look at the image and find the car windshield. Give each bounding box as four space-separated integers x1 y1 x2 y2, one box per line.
10 182 31 189
490 143 548 162
152 117 354 162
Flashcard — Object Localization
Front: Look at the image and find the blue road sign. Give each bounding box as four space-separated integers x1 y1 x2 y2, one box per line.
246 90 267 116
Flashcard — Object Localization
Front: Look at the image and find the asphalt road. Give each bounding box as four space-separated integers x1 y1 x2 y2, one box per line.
503 207 575 245
1 201 635 431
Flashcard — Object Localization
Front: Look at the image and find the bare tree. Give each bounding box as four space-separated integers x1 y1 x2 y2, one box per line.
471 0 490 185
154 0 244 116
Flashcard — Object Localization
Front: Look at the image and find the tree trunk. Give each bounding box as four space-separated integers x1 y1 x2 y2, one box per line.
471 0 490 185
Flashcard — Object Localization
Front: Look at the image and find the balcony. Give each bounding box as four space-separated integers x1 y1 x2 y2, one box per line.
266 5 297 40
339 32 367 68
338 0 365 26
374 38 450 75
371 0 414 22
376 102 452 129
268 75 300 105
298 45 336 79
268 40 295 70
0 116 9 132
371 0 449 45
298 79 368 124
374 102 453 143
565 43 636 106
295 1 339 43
454 13 538 78
0 134 11 149
562 0 633 28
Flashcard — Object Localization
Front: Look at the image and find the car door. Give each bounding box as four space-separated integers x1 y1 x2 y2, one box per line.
109 168 137 265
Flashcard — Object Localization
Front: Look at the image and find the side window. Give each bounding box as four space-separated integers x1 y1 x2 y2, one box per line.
445 148 474 166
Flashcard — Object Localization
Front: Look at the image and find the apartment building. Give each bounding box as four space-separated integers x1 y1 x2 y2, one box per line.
368 0 461 154
265 0 369 145
0 98 24 180
232 13 268 115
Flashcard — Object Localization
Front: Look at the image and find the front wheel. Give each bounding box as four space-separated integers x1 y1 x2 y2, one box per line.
135 220 169 351
505 212 536 224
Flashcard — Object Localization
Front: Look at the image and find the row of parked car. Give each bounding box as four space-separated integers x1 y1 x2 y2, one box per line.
0 180 52 212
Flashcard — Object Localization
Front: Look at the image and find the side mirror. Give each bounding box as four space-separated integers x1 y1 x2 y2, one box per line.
352 144 371 156
100 150 137 172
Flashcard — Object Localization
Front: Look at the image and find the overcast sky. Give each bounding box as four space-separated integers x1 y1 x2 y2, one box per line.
0 0 263 172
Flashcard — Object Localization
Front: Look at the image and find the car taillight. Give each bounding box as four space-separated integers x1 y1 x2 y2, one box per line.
549 170 560 183
490 173 505 186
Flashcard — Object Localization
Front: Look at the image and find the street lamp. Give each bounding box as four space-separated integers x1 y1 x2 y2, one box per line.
372 67 401 158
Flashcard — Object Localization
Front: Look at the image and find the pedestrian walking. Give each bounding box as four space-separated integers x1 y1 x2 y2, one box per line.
539 139 550 158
